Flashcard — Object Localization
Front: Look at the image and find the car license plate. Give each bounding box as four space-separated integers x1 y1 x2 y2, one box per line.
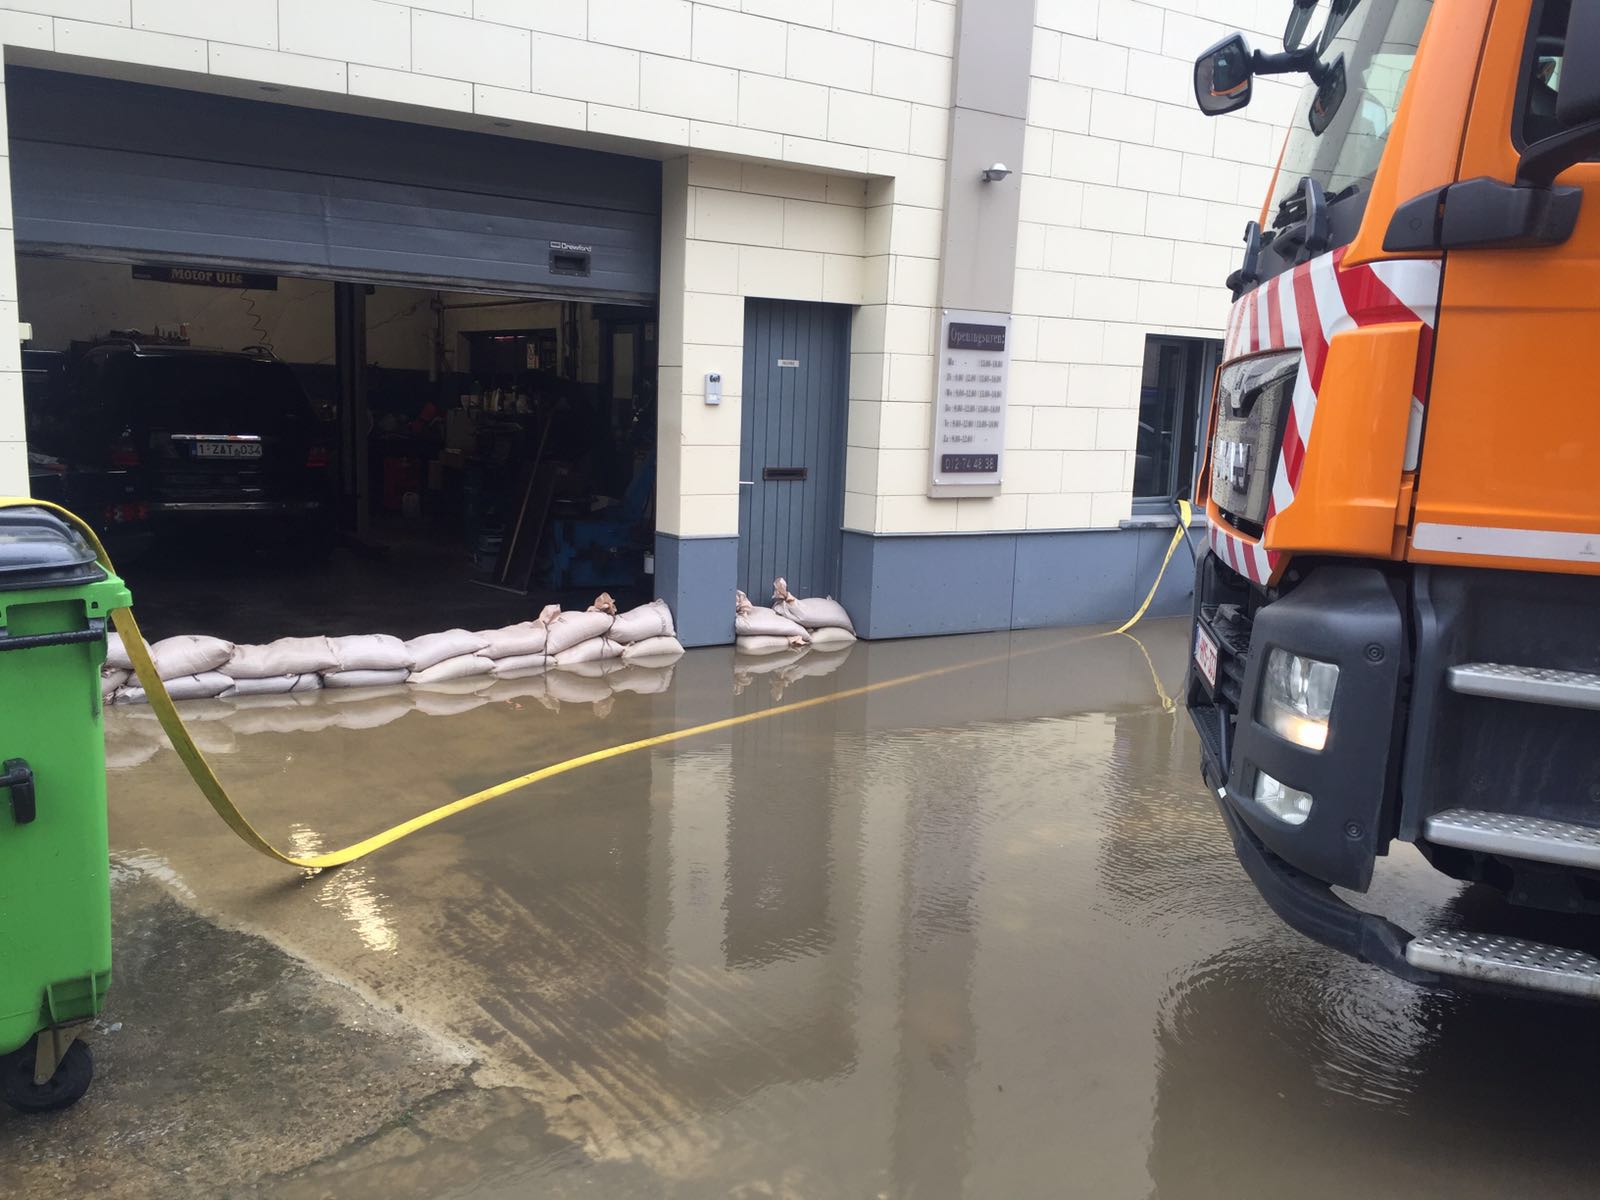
193 442 262 459
1194 625 1220 689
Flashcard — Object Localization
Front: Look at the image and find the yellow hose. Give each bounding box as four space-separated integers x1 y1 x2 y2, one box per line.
5 497 1191 871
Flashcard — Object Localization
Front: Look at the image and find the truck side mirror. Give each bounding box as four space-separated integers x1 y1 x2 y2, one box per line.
1518 1 1600 186
1283 0 1317 52
1194 34 1254 116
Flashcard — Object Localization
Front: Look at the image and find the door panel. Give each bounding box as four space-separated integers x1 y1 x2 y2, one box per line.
738 300 851 602
1411 0 1600 574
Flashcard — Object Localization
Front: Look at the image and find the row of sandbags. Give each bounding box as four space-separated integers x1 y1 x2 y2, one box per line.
102 595 684 706
733 577 856 656
102 660 680 769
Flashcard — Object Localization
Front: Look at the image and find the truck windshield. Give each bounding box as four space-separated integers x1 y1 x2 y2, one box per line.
1269 0 1433 230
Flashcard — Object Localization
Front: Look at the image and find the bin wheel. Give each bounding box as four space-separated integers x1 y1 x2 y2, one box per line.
1 1037 93 1113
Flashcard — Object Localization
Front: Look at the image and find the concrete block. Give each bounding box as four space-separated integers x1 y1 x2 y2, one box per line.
1109 233 1173 282
1037 317 1105 364
1012 360 1073 409
1043 225 1113 276
531 34 638 107
1089 91 1156 145
1060 450 1129 493
957 492 1027 532
1006 448 1065 493
135 0 276 48
641 55 738 124
1027 77 1092 133
879 400 931 449
693 6 785 75
738 245 826 301
844 445 881 493
822 254 866 304
1080 184 1148 234
683 240 740 294
1059 34 1127 92
872 43 951 107
589 0 691 57
1092 490 1132 527
1136 280 1200 326
213 45 347 93
828 89 912 153
880 495 960 533
695 188 785 248
886 353 936 405
746 0 831 26
54 19 205 71
18 0 125 21
350 65 470 110
888 255 939 307
588 104 689 146
675 493 739 538
887 205 944 258
1073 275 1140 322
1052 130 1120 185
1070 363 1141 408
1032 405 1098 450
654 534 737 644
1145 192 1210 240
1095 407 1139 451
1035 0 1099 37
834 0 918 46
1024 492 1093 530
787 25 873 90
1017 174 1084 226
1179 152 1240 203
740 74 830 140
1012 269 1076 320
473 0 586 37
1125 47 1193 107
682 291 746 345
0 12 51 49
1032 29 1061 79
914 0 957 54
843 490 878 532
1116 143 1182 193
784 135 873 174
1097 0 1164 51
474 84 585 130
782 198 864 254
689 121 784 159
280 0 410 70
882 304 934 355
1152 102 1216 156
876 447 930 495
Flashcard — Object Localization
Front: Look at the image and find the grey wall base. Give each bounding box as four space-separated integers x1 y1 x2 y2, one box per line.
840 526 1201 640
655 534 738 647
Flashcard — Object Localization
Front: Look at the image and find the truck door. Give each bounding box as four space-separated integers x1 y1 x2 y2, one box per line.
1410 0 1600 573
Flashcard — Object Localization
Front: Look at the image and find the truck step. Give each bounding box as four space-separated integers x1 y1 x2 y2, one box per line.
1448 662 1600 711
1425 808 1600 871
1405 930 1600 1000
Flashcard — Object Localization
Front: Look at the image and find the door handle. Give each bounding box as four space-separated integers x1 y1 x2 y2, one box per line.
739 480 754 486
1 758 36 825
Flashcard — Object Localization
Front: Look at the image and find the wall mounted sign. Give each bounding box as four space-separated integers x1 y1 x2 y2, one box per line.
132 265 278 290
929 309 1009 497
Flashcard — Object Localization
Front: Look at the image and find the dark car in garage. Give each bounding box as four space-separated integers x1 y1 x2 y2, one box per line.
33 339 333 551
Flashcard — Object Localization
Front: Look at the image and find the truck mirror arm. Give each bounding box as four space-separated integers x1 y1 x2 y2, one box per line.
1516 121 1600 188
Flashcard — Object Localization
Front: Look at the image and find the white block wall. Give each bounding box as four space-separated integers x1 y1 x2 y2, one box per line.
0 0 1289 536
0 55 21 495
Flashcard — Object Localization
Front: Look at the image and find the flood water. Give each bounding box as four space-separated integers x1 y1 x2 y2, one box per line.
98 621 1600 1198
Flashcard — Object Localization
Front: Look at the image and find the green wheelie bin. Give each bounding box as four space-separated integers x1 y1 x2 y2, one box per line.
0 505 129 1112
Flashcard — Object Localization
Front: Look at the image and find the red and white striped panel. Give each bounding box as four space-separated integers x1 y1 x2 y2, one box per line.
1212 247 1442 587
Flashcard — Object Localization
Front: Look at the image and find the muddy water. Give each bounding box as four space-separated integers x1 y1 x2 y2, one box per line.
102 622 1600 1198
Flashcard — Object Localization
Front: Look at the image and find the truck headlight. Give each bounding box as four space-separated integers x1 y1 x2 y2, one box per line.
1255 770 1314 825
1258 649 1339 750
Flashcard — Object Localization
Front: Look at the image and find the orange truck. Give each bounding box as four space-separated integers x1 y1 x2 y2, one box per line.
1185 0 1600 999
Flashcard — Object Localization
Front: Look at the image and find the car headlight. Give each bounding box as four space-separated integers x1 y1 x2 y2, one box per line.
1255 770 1313 825
1258 649 1339 751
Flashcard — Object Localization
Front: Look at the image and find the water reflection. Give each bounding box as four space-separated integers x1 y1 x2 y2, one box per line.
100 623 1600 1198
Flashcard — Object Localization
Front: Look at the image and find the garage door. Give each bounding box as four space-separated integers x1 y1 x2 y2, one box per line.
6 68 660 303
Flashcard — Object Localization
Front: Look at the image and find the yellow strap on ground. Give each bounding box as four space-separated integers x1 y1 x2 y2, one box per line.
3 496 1192 871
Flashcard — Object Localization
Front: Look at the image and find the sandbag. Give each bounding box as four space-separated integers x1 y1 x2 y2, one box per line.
736 634 809 656
408 652 494 685
222 674 301 698
323 668 411 690
121 671 233 704
150 634 234 680
329 696 414 731
537 603 562 625
224 636 341 679
544 670 613 705
474 623 547 660
588 592 619 616
609 665 675 696
491 653 547 677
807 626 857 649
609 600 675 644
411 688 489 717
552 636 624 667
405 629 489 673
102 667 131 696
772 577 855 633
329 633 411 672
291 674 323 693
544 610 614 656
621 635 684 664
105 631 145 672
735 590 807 639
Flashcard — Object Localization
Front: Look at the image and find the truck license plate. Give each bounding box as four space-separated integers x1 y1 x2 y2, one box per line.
1194 625 1219 689
194 442 262 459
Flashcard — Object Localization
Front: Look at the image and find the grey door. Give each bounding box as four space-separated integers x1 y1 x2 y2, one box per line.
738 300 851 603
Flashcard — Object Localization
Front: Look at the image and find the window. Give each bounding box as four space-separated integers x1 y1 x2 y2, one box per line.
1133 335 1220 508
1519 0 1582 149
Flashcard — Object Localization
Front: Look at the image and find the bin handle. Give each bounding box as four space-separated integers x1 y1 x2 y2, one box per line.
0 617 106 654
1 758 35 825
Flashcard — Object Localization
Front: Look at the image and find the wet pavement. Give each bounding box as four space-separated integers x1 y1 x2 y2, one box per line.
6 620 1600 1197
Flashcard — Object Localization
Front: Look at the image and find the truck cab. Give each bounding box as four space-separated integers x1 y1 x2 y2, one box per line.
1186 0 1600 999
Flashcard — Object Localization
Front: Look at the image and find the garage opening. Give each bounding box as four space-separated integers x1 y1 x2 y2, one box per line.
9 68 661 642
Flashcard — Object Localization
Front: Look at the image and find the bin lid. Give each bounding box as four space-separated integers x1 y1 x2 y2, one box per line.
0 507 106 591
